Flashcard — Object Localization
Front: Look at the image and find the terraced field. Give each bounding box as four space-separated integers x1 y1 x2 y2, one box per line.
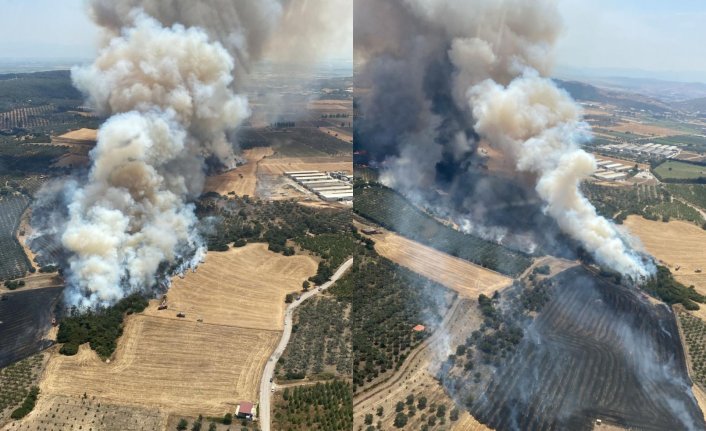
467 267 704 431
0 195 31 280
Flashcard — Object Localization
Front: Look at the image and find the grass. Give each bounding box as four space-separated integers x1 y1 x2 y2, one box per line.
654 160 706 182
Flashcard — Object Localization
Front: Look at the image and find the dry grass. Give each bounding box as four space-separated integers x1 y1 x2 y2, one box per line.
307 99 352 113
610 121 682 137
258 156 352 176
143 243 318 330
624 216 706 319
17 243 318 424
318 127 352 144
56 128 97 141
2 394 167 431
40 318 279 417
204 147 274 196
365 228 512 298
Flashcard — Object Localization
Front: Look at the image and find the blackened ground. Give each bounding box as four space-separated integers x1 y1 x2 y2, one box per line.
0 287 62 368
468 267 704 431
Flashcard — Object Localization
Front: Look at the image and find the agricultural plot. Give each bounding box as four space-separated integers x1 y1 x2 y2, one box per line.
0 287 62 368
334 247 454 392
0 354 44 427
463 267 704 431
583 182 705 225
654 160 706 182
367 229 513 299
42 317 279 417
0 106 52 130
7 394 166 431
204 146 274 196
354 185 532 276
238 127 350 157
0 195 31 280
272 381 353 431
666 184 706 212
624 216 706 303
277 296 351 380
679 310 706 388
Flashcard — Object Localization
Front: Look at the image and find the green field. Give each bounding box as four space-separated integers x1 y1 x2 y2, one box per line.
654 160 706 181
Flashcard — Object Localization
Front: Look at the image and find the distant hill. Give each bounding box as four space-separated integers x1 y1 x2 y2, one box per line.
0 70 82 112
673 97 706 114
553 79 671 113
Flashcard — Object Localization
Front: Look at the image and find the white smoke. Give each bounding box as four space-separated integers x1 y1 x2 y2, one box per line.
357 0 653 279
63 13 249 307
467 73 651 278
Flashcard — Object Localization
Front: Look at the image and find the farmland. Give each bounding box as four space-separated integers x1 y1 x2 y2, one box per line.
272 380 353 431
239 127 350 158
461 267 704 430
654 160 706 182
334 245 453 392
204 146 274 196
0 287 61 368
0 354 44 427
624 216 706 303
277 296 351 380
582 182 705 225
0 195 31 281
354 184 532 276
42 317 279 417
679 310 706 388
363 228 513 299
666 183 706 212
144 243 317 330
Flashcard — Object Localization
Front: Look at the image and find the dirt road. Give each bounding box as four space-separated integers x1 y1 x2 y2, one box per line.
258 257 353 431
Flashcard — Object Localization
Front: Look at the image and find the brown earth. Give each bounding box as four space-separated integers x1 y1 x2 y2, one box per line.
143 243 318 330
610 121 682 137
204 147 274 196
359 225 513 298
39 319 278 417
623 216 706 313
257 156 352 176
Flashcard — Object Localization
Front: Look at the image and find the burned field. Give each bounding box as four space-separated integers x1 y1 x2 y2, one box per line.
0 287 62 368
460 267 704 431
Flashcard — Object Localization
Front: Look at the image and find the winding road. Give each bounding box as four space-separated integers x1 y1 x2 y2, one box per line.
258 257 354 431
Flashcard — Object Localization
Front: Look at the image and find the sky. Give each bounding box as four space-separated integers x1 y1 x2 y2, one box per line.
0 0 98 59
556 0 706 82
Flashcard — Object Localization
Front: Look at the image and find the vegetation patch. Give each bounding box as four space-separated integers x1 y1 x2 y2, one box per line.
57 293 149 358
653 160 706 183
273 380 353 431
353 183 532 276
679 311 706 388
642 265 706 310
0 354 43 422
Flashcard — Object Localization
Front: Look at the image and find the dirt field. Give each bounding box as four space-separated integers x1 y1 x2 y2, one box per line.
307 99 352 113
55 128 97 141
361 227 512 298
11 243 318 427
319 127 352 144
204 147 274 196
2 394 167 431
143 243 318 330
624 216 706 300
610 121 681 137
258 156 352 175
40 317 279 417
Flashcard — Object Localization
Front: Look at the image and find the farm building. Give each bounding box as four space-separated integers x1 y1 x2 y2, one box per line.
594 171 627 181
286 170 353 202
412 324 426 332
236 401 255 420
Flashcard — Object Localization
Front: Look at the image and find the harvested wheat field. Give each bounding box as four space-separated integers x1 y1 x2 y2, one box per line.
258 156 352 175
144 243 317 330
204 147 273 196
3 394 167 431
367 230 512 298
40 317 279 417
624 216 706 296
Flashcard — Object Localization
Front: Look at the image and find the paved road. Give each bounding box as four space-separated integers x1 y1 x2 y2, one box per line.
258 257 354 431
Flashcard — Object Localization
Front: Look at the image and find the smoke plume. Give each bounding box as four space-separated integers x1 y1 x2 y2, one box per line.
355 0 651 278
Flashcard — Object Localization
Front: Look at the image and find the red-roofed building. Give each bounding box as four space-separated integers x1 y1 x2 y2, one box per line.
412 324 426 332
236 401 255 420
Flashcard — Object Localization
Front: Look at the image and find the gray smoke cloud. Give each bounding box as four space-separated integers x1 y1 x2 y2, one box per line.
355 0 652 278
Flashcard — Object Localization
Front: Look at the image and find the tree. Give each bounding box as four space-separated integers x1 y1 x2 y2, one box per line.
406 394 414 405
450 407 460 421
191 415 203 431
394 412 408 428
223 413 232 425
208 422 217 431
302 280 310 291
177 419 188 431
436 404 446 418
417 396 427 410
376 406 384 416
364 414 373 425
395 401 405 412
